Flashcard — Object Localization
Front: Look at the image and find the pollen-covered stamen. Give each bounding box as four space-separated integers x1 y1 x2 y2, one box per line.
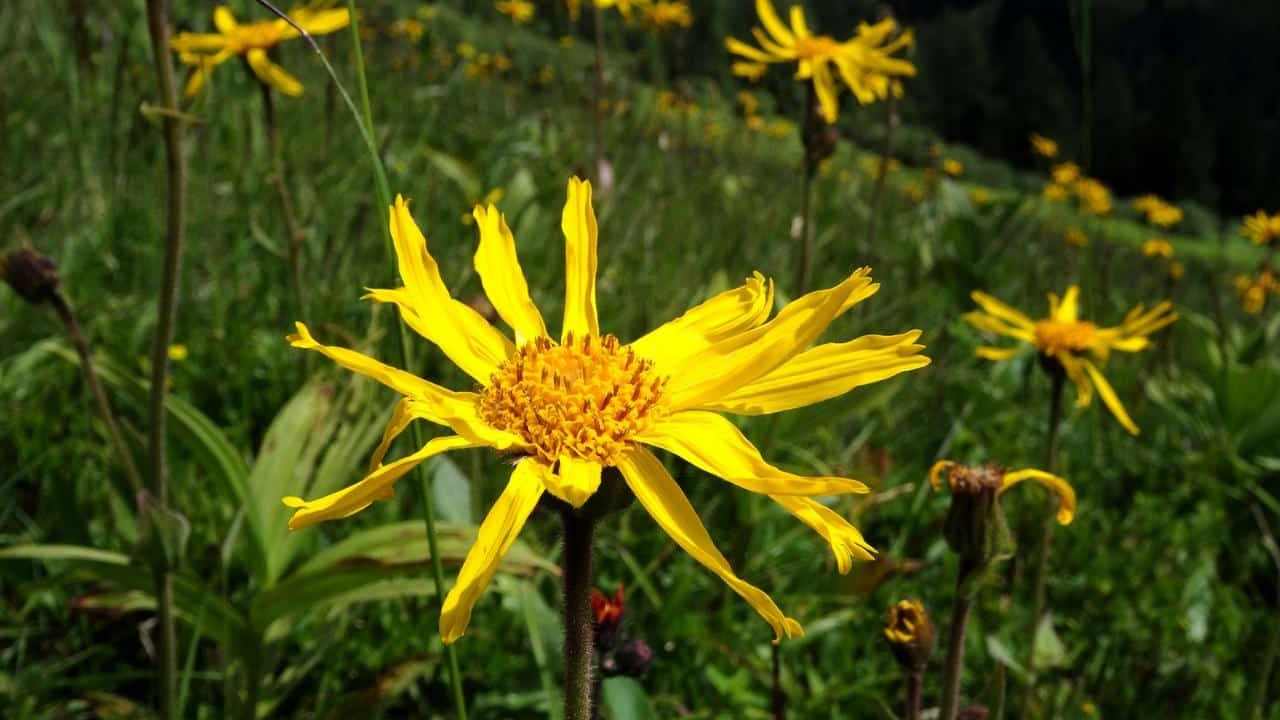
479 333 667 466
1033 320 1097 356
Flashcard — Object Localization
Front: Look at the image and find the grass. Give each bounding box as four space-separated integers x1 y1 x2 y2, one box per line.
2 2 1279 718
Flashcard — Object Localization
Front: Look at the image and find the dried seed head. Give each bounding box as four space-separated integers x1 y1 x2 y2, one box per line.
884 599 935 671
1 247 60 306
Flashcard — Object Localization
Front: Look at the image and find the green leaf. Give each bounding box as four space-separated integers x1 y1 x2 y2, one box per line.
1032 614 1067 670
602 677 657 720
430 455 474 524
422 146 481 201
985 634 1030 682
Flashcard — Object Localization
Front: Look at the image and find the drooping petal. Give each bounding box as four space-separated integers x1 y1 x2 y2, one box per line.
725 36 780 63
169 32 231 53
246 48 304 97
1081 359 1140 435
812 63 840 123
976 345 1021 361
664 268 874 411
963 311 1035 343
213 5 238 33
770 495 875 573
970 291 1037 331
388 196 515 382
1002 469 1076 524
472 204 548 343
283 435 478 529
550 456 603 508
1058 354 1094 409
287 323 521 448
616 448 803 641
439 459 546 644
293 7 351 36
561 177 600 341
630 273 773 376
637 411 867 495
928 460 958 489
755 0 795 47
704 331 930 415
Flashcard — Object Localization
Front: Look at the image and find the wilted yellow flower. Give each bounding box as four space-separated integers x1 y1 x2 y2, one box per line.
167 344 189 362
495 0 535 24
884 599 934 670
170 4 350 97
942 159 963 177
1030 133 1058 159
285 178 931 643
1050 162 1080 186
643 1 693 31
965 286 1176 434
1141 238 1174 259
1063 227 1088 247
930 460 1075 524
726 0 915 123
389 18 425 42
1243 211 1280 246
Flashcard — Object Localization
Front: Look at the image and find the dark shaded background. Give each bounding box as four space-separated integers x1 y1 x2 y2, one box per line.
687 1 1280 217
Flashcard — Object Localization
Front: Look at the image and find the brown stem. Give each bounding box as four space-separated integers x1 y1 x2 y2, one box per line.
143 1 186 717
50 293 144 496
258 79 307 320
562 509 596 720
771 642 786 720
904 667 923 720
939 562 975 720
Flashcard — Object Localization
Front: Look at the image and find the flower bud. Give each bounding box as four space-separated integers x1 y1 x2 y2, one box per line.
590 584 625 651
1 247 60 306
610 639 653 677
883 599 935 671
931 461 1014 577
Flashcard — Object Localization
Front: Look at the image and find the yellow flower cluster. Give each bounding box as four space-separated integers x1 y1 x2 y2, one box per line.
496 0 535 24
642 1 693 31
942 159 964 177
1141 238 1174 259
1235 271 1279 314
1243 210 1280 246
1043 163 1112 216
1133 194 1183 228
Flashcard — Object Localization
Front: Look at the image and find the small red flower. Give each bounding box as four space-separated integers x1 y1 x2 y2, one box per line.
590 585 625 628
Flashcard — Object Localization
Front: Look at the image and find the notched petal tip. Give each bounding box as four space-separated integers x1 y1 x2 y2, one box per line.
287 321 316 347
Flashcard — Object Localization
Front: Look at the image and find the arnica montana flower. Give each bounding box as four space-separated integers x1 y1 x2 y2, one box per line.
284 178 930 643
965 287 1176 435
495 0 535 24
1029 133 1059 159
169 4 349 97
929 460 1076 525
1242 210 1280 246
726 0 915 124
1133 194 1183 228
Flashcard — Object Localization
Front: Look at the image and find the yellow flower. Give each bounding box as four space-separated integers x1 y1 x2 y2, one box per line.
969 188 991 206
1042 183 1069 202
495 0 535 24
537 65 556 84
1133 194 1182 228
930 461 1076 525
169 4 349 97
559 35 576 48
1074 177 1112 216
737 90 761 117
746 115 766 132
1168 261 1185 280
942 159 963 177
965 286 1176 434
1237 271 1278 314
596 0 644 21
1243 210 1280 246
456 42 477 59
284 179 931 643
732 61 769 82
1141 238 1174 259
726 0 915 123
1030 133 1058 159
167 344 189 362
643 1 693 31
1063 227 1088 247
389 18 426 42
1050 162 1080 186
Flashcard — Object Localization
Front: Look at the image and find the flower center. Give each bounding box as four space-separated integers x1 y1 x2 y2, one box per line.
479 333 666 466
1033 320 1096 356
230 23 285 51
794 35 843 61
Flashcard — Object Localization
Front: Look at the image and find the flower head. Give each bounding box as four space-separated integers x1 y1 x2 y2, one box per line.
495 0 535 24
1236 271 1278 314
1063 227 1088 248
726 0 915 123
929 461 1075 525
1141 237 1174 259
1243 211 1280 246
1030 133 1058 159
1050 162 1080 186
1133 194 1182 228
284 178 930 643
942 158 964 177
642 1 693 31
389 18 426 42
884 599 935 671
169 4 350 97
965 287 1176 434
1074 178 1112 216
0 247 60 306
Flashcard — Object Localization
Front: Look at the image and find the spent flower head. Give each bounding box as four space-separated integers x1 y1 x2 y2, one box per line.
284 178 930 643
884 599 935 671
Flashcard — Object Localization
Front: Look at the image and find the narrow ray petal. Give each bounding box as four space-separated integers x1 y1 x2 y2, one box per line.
552 456 603 508
770 495 875 573
976 345 1021 361
246 48 303 97
1081 359 1139 435
1001 469 1076 524
213 6 238 33
473 204 548 343
561 177 600 341
970 291 1037 330
630 273 773 376
755 0 795 46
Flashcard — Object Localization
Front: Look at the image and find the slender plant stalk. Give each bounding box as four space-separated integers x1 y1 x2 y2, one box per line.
257 79 307 320
939 559 976 720
904 667 923 720
1023 366 1067 714
591 4 606 179
562 509 597 720
143 1 186 718
795 84 818 294
771 642 786 720
993 658 1007 720
865 94 899 248
49 292 145 497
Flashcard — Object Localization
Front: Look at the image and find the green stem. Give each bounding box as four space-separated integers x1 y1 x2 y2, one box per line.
1024 366 1067 714
592 4 606 179
562 509 597 720
865 94 899 249
258 80 307 321
1246 612 1280 719
143 1 186 717
939 561 975 720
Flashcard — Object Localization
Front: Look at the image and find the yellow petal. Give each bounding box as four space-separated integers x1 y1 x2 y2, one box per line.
928 460 958 489
439 459 546 644
970 291 1037 331
616 448 803 641
663 268 874 411
294 7 351 36
963 311 1035 343
705 331 930 415
770 495 875 573
1002 469 1076 524
169 32 230 53
755 0 795 47
1054 285 1081 323
246 48 303 97
812 65 840 123
976 345 1021 361
629 272 773 376
286 322 520 448
472 204 548 343
561 177 600 341
1058 354 1094 408
725 36 779 63
1081 359 1139 435
550 456 603 508
638 411 867 495
788 5 810 38
213 6 238 34
283 435 477 529
388 195 515 382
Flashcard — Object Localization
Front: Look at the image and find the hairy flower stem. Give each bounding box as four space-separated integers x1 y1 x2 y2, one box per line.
562 509 597 720
257 80 307 321
49 292 145 497
1023 366 1066 714
865 95 899 248
904 667 923 720
144 1 186 717
939 558 977 720
591 4 606 180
